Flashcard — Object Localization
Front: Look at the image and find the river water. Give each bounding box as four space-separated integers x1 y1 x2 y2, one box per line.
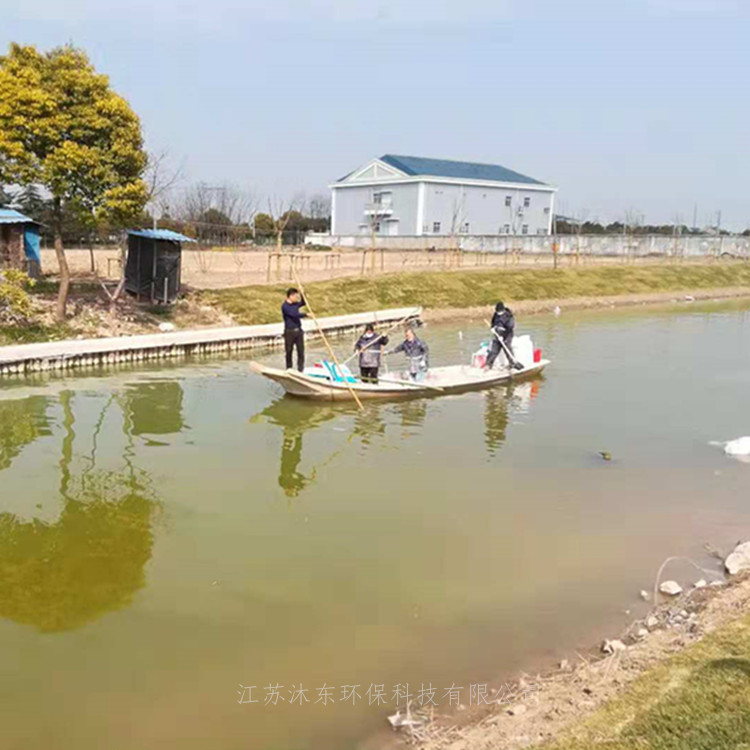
1 300 750 750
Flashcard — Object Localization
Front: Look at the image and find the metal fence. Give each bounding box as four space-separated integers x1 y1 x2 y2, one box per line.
305 232 750 259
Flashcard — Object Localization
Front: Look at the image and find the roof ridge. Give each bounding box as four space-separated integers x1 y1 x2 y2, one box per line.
384 153 518 169
378 154 547 186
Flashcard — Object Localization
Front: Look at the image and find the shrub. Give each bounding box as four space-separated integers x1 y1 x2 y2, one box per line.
0 269 36 324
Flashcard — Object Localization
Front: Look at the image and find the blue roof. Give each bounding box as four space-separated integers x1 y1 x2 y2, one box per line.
127 229 196 243
379 154 547 186
0 208 40 225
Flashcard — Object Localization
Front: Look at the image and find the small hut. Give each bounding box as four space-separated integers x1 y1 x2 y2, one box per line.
0 208 42 277
124 229 195 304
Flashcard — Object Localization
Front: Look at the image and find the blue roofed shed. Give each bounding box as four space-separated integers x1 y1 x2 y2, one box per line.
125 228 195 303
0 208 42 275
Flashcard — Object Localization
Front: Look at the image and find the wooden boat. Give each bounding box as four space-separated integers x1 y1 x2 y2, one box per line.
250 357 549 402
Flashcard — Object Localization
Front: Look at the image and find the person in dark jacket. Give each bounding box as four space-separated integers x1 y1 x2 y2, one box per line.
389 326 429 381
281 288 307 371
354 323 389 383
485 301 516 369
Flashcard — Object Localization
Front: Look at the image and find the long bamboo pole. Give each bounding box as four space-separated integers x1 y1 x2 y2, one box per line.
290 256 365 411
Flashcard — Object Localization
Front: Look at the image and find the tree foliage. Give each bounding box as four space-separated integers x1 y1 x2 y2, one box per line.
0 43 148 221
0 43 148 317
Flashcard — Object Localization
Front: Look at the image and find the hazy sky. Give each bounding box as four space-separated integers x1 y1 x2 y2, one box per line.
3 0 749 228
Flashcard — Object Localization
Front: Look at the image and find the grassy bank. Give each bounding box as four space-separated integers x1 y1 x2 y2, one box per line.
202 262 750 325
0 322 72 347
542 607 750 749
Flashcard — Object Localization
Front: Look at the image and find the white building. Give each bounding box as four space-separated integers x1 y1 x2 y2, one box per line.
330 154 556 237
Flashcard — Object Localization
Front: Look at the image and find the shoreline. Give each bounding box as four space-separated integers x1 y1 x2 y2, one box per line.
422 285 750 323
398 570 750 749
3 283 748 375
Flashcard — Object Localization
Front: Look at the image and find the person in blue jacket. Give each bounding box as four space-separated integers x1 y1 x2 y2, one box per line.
389 326 429 381
281 288 307 371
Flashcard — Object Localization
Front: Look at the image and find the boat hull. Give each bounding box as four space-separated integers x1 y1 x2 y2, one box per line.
250 360 549 401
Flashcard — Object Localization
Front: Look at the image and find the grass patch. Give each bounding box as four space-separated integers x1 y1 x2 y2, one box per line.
542 614 750 749
201 263 750 325
0 322 74 346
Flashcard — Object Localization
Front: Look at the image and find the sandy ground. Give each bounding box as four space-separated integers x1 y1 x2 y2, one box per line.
388 572 750 750
39 247 721 290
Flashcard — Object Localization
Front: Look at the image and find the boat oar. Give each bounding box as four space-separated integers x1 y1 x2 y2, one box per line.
290 257 365 411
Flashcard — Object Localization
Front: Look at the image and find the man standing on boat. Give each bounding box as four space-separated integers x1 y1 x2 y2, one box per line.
354 323 389 384
485 301 516 369
282 288 307 371
389 326 429 381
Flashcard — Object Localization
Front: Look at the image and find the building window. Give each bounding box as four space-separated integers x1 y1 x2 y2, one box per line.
373 191 392 207
544 206 551 214
433 222 441 233
505 196 512 207
503 224 511 234
537 228 546 235
522 224 529 235
523 197 531 208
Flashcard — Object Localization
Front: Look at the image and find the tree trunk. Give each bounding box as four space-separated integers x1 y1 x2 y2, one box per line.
53 197 71 321
88 232 96 274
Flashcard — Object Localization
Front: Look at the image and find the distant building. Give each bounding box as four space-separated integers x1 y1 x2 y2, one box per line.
0 208 42 276
330 154 556 237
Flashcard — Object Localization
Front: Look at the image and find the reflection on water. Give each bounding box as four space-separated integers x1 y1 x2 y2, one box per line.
251 396 435 498
0 471 157 632
250 399 343 498
124 380 186 439
250 382 538 499
484 387 510 456
0 396 51 471
484 380 541 456
0 386 168 632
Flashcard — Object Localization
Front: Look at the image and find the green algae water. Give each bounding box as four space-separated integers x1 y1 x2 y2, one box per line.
1 300 750 749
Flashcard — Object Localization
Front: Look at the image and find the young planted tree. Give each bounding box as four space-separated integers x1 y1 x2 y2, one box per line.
0 43 148 319
267 195 299 252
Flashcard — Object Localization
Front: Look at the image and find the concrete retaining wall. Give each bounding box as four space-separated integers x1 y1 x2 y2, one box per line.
0 307 421 379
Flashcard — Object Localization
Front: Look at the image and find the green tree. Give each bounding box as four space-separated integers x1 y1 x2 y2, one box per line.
254 212 275 237
0 43 148 319
0 184 11 206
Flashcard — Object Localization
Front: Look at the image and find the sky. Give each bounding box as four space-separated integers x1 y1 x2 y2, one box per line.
2 0 750 228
